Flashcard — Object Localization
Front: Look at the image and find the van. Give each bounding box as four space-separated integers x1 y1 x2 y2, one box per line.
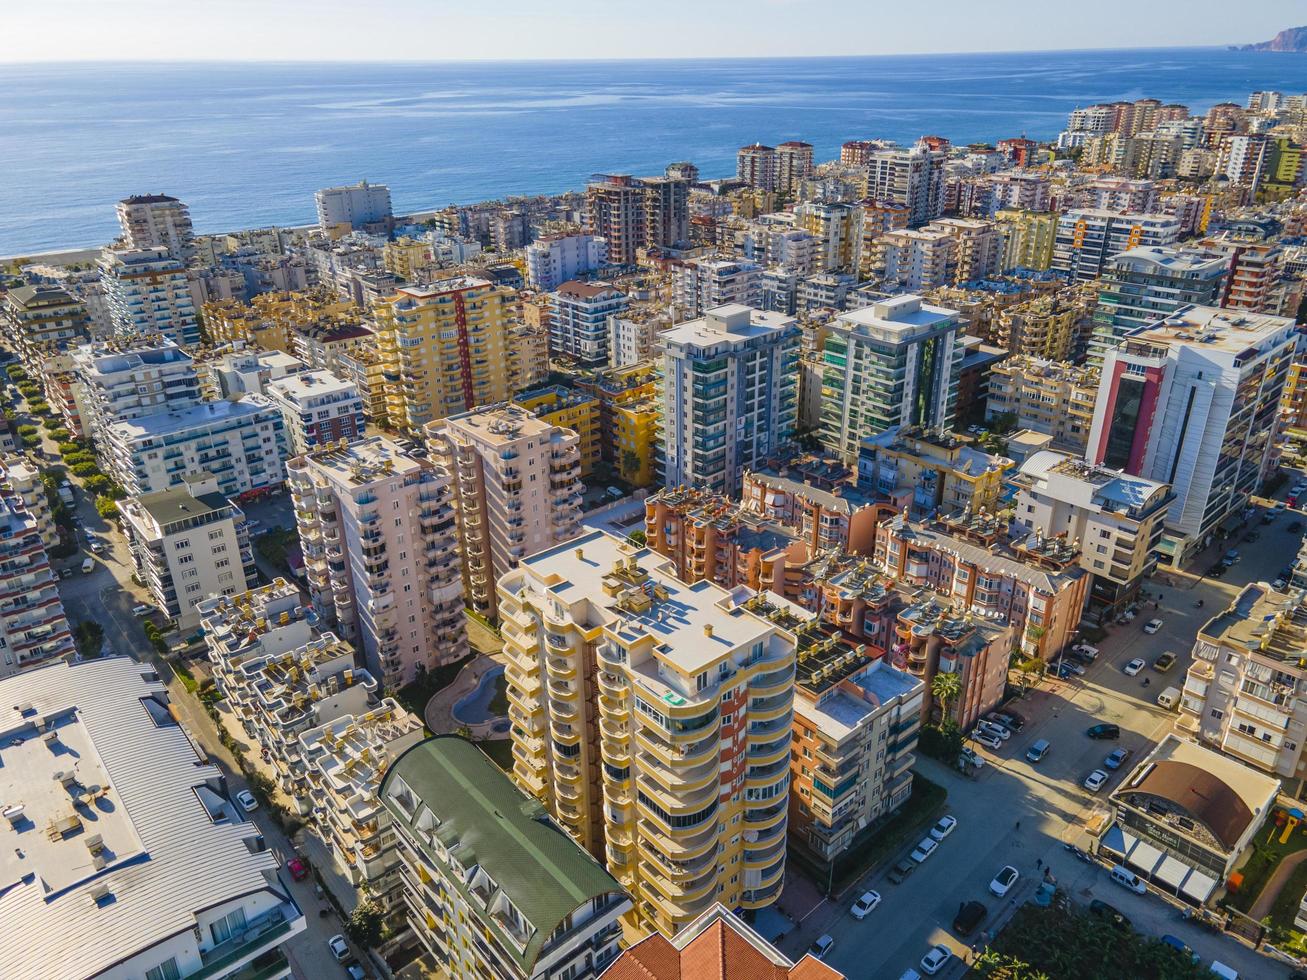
81 557 94 574
1026 739 1051 763
1110 864 1147 894
1208 962 1238 980
1156 686 1181 710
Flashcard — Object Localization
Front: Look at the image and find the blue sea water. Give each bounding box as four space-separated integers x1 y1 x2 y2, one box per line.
6 49 1307 255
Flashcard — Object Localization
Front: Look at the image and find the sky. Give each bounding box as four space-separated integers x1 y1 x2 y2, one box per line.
2 0 1303 62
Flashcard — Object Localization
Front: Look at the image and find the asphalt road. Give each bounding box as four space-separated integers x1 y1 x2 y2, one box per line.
780 491 1304 980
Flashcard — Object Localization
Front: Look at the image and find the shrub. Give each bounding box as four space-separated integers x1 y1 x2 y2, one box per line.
70 461 100 477
40 417 62 430
16 424 37 436
95 498 118 520
56 441 80 455
48 428 70 442
21 434 40 447
28 401 49 414
84 475 111 494
63 452 95 467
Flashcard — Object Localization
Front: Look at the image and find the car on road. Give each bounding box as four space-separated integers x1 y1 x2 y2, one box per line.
346 965 366 980
1142 619 1163 635
1086 723 1120 740
919 945 953 976
286 857 309 881
80 557 94 574
1104 747 1130 770
1109 864 1148 894
970 730 1002 750
59 567 73 579
1083 769 1110 792
235 790 258 812
887 858 915 884
988 865 1019 897
1055 660 1085 677
89 540 105 555
909 837 938 863
930 815 958 841
1089 899 1131 931
952 900 987 937
1123 658 1146 676
1152 652 1177 672
850 890 881 919
959 746 985 769
328 934 350 961
1159 935 1199 964
1026 739 1050 763
131 604 154 617
807 935 835 961
1222 550 1239 567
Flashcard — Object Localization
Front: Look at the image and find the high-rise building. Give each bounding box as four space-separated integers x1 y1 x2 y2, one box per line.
585 173 690 265
115 193 195 258
315 180 392 234
1195 236 1293 313
99 247 201 346
660 305 799 493
428 404 583 620
640 175 691 249
857 425 1013 517
1088 305 1296 565
70 337 202 446
380 735 632 978
287 435 469 686
1088 246 1229 364
985 356 1098 453
1083 177 1159 214
794 202 857 272
373 277 512 432
1 285 89 374
549 281 628 366
119 472 258 628
995 208 1059 271
819 296 963 461
879 228 955 292
498 530 799 937
994 289 1096 362
737 143 777 191
525 233 608 291
0 657 307 980
673 258 763 316
1051 210 1181 282
930 217 1003 282
263 370 365 458
863 141 947 226
775 141 815 194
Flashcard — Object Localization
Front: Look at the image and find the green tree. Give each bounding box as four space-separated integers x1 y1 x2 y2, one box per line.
70 461 100 477
95 498 119 520
621 449 642 480
930 670 962 722
345 896 385 948
626 529 647 547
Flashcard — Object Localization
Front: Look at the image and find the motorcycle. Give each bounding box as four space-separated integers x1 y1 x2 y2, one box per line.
1142 677 1151 687
1195 599 1204 608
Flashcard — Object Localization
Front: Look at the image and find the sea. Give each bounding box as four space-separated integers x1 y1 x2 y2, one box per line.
7 48 1307 256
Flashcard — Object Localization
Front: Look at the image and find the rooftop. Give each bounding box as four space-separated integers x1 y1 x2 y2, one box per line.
1123 304 1295 355
106 393 278 442
438 402 565 446
297 434 427 486
265 369 358 406
132 482 231 530
1199 583 1307 665
835 295 958 340
661 305 797 349
1016 450 1171 518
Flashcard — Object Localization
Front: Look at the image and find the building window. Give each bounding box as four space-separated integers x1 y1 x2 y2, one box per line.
146 960 181 980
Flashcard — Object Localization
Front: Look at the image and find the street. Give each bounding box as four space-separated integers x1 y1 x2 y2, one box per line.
779 490 1305 979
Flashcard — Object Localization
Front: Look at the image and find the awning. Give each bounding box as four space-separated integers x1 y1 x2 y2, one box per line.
1126 839 1165 875
1100 824 1138 856
1154 855 1190 890
1181 868 1218 903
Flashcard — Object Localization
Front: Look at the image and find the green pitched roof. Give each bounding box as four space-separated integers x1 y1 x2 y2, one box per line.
380 736 625 972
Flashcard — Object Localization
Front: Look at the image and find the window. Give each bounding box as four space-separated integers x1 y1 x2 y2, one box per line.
208 907 248 945
146 959 181 980
215 559 229 569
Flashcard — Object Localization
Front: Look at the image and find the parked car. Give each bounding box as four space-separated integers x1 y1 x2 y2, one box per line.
887 858 915 884
1083 769 1110 792
989 865 1020 897
1159 935 1199 964
910 837 939 863
977 719 1011 741
346 965 366 980
970 730 1002 751
850 890 881 919
1109 864 1148 894
1086 723 1120 740
1123 658 1146 676
235 790 258 812
89 540 106 555
1000 708 1027 729
1222 550 1239 568
807 935 835 961
1026 739 1051 763
930 815 958 841
1152 652 1177 672
286 857 309 881
919 945 953 976
987 711 1023 731
952 900 987 937
1089 899 1131 931
81 557 94 574
959 746 985 769
1104 747 1130 770
131 604 154 617
1142 619 1164 635
328 934 350 961
1055 661 1085 677
1275 577 1289 590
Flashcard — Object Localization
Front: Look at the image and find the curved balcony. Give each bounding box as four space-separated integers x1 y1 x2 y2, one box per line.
598 669 629 697
549 697 579 722
748 692 793 724
638 859 718 906
746 733 792 766
546 656 576 681
600 717 630 744
742 800 787 834
638 752 719 796
748 663 795 697
598 693 629 719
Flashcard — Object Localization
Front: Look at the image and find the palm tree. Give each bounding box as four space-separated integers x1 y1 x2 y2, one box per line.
931 671 962 724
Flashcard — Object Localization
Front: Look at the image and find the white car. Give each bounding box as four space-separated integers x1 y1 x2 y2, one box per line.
1083 769 1110 792
807 934 835 961
1143 619 1163 634
977 720 1011 741
920 944 954 976
328 934 349 961
131 603 154 617
1123 658 1146 676
929 815 958 841
970 730 1002 751
850 890 881 919
989 864 1020 897
959 746 986 768
909 836 939 863
235 790 258 812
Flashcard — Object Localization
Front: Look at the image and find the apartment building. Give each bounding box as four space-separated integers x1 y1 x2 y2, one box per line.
373 277 512 433
525 232 608 291
742 467 884 554
115 193 195 258
789 623 923 863
204 289 361 358
819 296 964 461
507 319 552 394
119 472 257 628
198 578 319 684
862 141 947 226
775 141 815 194
607 309 668 368
264 369 365 457
659 305 800 493
931 217 1003 282
513 384 601 476
1196 237 1294 314
287 435 468 686
985 355 1099 454
585 173 689 265
0 456 56 550
1 284 89 374
0 658 306 980
196 347 305 400
99 247 201 347
1088 305 1295 566
428 404 583 620
995 208 1059 271
315 180 392 234
737 143 777 191
852 200 911 278
857 426 1013 517
0 468 74 679
1013 450 1171 615
575 362 661 488
498 530 798 937
793 202 857 272
993 288 1095 362
1083 177 1159 214
674 258 763 317
879 227 955 292
101 394 288 498
550 280 628 366
1051 210 1181 282
70 337 201 444
1088 246 1228 364
381 735 632 977
338 345 389 423
875 509 1088 664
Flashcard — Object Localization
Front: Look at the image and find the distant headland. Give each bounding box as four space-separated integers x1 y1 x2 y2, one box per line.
1234 26 1307 52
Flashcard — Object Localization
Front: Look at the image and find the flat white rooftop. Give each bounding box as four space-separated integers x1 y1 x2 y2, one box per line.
661 305 796 348
837 295 958 338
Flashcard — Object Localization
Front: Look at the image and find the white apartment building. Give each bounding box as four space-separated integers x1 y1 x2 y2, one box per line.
0 657 306 980
608 311 669 368
199 578 320 683
1051 210 1181 282
674 258 763 317
102 394 288 499
201 348 306 399
315 180 392 233
1 455 57 550
880 228 955 292
99 247 201 347
549 281 628 366
0 469 74 680
428 404 584 620
264 370 365 458
116 193 195 259
1083 177 1160 214
71 338 202 446
819 296 964 461
660 305 799 493
119 472 257 628
287 435 468 686
526 233 608 291
863 141 947 227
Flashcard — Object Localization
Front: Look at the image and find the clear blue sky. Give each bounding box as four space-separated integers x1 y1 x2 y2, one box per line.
3 0 1302 62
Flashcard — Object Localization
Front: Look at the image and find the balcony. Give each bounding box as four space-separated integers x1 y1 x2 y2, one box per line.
190 904 301 980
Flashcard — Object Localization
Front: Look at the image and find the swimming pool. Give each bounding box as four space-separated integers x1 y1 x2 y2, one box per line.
452 665 506 725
